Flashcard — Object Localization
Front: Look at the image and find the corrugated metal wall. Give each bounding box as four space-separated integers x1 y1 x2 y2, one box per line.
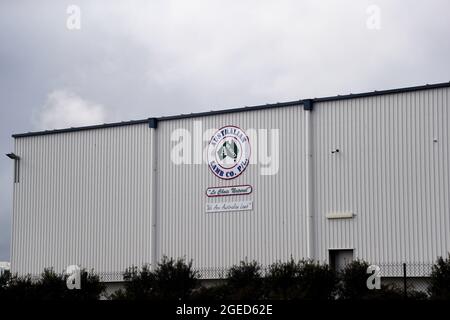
11 124 155 276
10 86 450 278
156 106 309 270
313 87 450 263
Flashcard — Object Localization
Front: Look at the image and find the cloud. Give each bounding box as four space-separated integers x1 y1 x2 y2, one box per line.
75 0 450 110
34 90 106 130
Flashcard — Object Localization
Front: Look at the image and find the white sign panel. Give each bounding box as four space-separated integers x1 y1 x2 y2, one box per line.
326 211 355 219
206 200 253 213
206 185 252 197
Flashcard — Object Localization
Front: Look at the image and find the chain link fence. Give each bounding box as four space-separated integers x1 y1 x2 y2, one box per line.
198 262 437 299
96 262 435 296
376 262 434 297
7 261 440 299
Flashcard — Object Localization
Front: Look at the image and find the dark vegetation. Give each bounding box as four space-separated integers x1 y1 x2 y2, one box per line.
1 254 449 300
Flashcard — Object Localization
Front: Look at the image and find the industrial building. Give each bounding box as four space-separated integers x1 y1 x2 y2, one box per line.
7 82 450 281
0 262 10 276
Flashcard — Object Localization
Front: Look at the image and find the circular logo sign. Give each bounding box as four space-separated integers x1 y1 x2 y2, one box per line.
207 126 250 180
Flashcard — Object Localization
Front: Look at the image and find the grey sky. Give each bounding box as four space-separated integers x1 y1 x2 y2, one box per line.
1 0 449 261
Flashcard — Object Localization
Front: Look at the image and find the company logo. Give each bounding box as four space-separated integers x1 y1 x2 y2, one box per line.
207 126 250 180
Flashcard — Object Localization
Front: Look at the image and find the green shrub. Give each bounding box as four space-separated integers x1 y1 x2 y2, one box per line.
111 257 199 300
191 282 229 301
110 264 154 300
0 270 11 295
264 259 302 299
193 259 337 301
339 260 428 300
404 288 428 300
152 256 199 300
428 254 450 299
36 268 67 300
338 260 371 299
225 260 264 300
0 268 104 301
36 268 105 301
296 260 337 300
67 269 105 300
0 271 38 300
363 283 404 300
361 283 427 300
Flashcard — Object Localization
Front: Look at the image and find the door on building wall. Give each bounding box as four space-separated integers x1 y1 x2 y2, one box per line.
329 249 354 272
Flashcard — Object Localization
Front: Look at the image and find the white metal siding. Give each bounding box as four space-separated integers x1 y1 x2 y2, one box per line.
313 88 450 263
10 86 450 278
156 106 309 271
11 124 155 276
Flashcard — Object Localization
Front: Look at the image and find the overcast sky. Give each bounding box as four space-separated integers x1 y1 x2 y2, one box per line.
1 0 449 261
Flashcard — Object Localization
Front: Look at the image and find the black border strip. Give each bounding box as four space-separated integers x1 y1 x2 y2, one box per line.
12 81 450 138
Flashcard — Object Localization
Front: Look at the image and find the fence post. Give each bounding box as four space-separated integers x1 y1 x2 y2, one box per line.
403 263 407 299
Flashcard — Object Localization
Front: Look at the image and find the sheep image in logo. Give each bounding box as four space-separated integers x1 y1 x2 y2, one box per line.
208 126 250 180
217 140 239 165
